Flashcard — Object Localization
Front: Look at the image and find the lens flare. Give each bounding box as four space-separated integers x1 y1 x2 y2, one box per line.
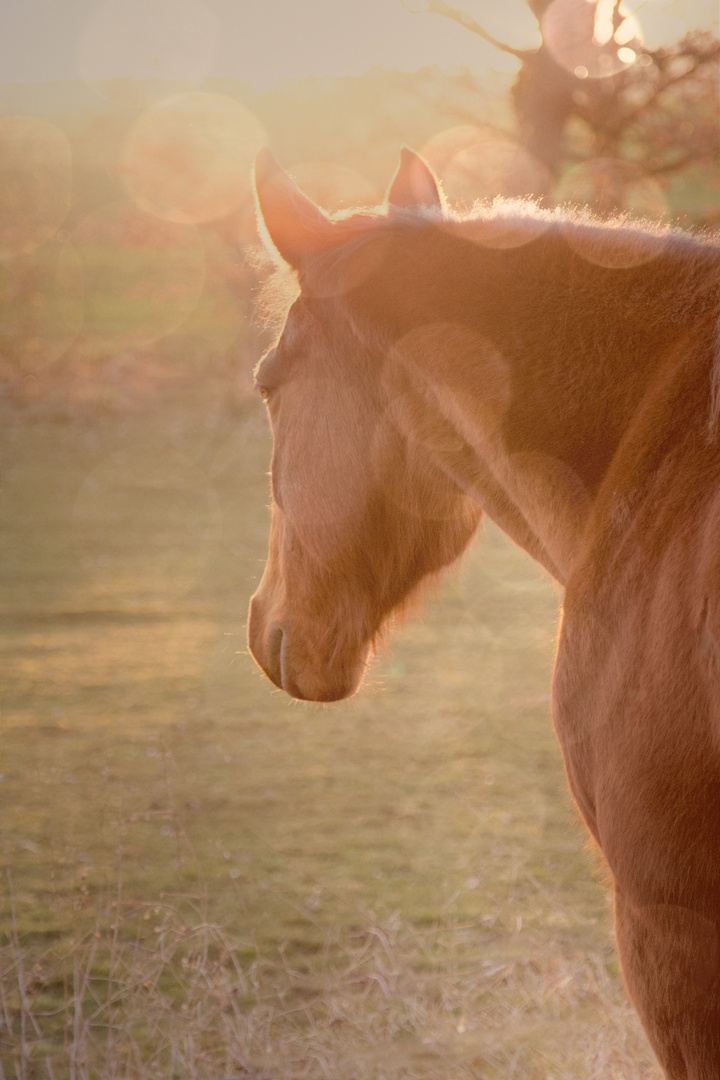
0 115 72 258
422 126 552 207
448 207 551 251
170 230 250 356
377 322 513 520
556 158 667 219
562 219 667 269
557 159 667 267
542 0 643 79
121 92 266 225
286 161 379 214
72 202 206 355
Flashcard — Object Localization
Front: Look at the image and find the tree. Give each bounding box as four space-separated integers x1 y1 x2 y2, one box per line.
409 0 719 219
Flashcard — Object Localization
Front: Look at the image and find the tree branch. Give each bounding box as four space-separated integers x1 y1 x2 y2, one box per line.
619 42 720 126
410 0 529 60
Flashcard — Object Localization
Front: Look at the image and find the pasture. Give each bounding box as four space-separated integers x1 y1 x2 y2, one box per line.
0 395 661 1077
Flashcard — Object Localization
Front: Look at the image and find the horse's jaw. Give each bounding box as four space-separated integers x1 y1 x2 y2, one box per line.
247 593 370 703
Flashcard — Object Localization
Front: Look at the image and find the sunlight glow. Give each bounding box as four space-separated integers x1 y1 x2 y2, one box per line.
285 162 379 213
542 0 644 78
0 116 72 258
562 159 666 217
0 0 715 90
77 0 218 106
592 0 617 45
422 125 551 207
72 203 206 354
121 93 266 225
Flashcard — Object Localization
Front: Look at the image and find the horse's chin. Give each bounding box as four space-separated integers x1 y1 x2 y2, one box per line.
283 665 365 703
260 643 368 703
248 597 369 703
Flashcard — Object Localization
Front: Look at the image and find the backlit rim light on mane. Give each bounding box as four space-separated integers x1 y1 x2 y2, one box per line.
291 206 680 313
256 179 709 329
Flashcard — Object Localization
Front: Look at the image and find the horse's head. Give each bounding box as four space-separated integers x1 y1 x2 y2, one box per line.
248 150 482 701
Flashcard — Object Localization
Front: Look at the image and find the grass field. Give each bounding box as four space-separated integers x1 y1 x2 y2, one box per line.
0 394 662 1078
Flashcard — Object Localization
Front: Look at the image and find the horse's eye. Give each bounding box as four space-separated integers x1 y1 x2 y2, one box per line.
255 347 281 402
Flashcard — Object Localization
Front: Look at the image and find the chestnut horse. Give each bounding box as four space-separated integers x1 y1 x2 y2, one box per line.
248 147 720 1078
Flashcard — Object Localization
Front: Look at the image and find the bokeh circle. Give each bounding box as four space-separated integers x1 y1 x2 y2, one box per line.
121 92 266 225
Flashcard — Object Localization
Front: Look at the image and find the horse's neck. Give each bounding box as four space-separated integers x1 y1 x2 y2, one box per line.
389 230 719 584
394 333 593 582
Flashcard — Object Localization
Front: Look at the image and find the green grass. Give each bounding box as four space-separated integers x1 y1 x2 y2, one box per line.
0 398 661 1078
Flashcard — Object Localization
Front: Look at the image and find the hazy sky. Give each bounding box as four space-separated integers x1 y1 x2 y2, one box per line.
1 0 717 89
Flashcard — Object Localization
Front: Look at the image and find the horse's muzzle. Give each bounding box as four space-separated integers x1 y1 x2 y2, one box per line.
248 593 367 703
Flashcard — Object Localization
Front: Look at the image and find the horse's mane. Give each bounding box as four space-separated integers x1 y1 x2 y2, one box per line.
256 198 720 418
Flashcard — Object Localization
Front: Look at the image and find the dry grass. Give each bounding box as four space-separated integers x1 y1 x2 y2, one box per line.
0 398 663 1079
1 895 661 1080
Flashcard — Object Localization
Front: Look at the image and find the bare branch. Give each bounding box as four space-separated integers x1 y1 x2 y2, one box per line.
621 0 653 19
621 41 720 124
415 0 529 60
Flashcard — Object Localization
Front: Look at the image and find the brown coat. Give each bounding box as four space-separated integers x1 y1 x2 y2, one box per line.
250 147 720 1077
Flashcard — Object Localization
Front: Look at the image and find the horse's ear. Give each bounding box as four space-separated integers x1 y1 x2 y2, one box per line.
254 148 335 269
387 148 444 213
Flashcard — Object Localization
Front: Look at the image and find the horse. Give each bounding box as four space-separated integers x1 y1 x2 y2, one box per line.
248 146 720 1078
